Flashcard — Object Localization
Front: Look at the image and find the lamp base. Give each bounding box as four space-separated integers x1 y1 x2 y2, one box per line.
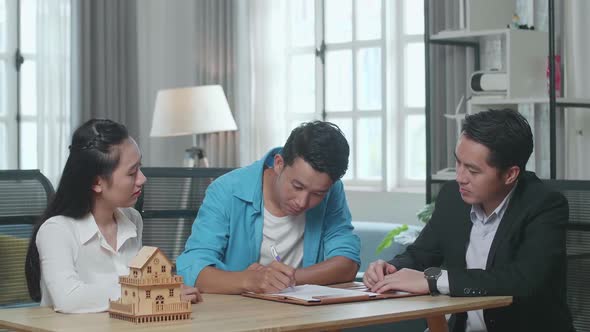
184 147 209 168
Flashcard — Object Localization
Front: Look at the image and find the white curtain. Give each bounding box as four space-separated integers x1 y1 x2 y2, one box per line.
234 0 288 165
564 0 590 179
36 0 72 185
192 0 238 168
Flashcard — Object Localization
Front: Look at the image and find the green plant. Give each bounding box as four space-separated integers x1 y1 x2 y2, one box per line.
375 224 408 255
416 201 435 224
375 201 435 255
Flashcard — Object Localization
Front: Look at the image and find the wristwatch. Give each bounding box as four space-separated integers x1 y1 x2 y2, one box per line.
424 267 442 296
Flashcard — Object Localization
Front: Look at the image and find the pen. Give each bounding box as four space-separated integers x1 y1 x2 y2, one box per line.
270 245 295 290
270 245 282 262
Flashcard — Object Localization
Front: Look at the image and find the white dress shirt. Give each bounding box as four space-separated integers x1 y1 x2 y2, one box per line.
437 186 516 332
36 207 142 313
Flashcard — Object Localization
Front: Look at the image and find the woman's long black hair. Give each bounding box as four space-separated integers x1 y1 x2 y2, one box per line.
25 119 129 301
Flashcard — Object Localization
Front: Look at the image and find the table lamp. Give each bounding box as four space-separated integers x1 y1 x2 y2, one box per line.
150 85 238 167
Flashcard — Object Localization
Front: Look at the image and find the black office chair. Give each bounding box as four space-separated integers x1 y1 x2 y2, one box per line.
135 167 233 263
545 180 590 332
0 170 54 307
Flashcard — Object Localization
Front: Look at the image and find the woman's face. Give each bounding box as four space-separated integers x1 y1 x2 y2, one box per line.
95 138 146 209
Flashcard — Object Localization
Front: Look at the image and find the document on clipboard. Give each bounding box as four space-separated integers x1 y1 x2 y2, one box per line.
242 282 417 306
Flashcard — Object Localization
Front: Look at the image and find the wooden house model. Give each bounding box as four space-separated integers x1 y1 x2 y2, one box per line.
108 246 191 323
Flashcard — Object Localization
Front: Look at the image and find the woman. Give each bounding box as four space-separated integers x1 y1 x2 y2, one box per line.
24 119 202 313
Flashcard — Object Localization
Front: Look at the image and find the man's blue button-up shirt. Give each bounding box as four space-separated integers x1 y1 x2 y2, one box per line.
176 148 361 287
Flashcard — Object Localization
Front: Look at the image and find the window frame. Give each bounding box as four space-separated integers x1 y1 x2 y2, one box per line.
1 0 68 172
0 0 18 169
392 0 426 189
17 0 39 170
284 0 425 192
322 0 387 189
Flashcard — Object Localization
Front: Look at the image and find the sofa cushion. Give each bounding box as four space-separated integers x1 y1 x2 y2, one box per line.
0 233 32 305
352 221 423 277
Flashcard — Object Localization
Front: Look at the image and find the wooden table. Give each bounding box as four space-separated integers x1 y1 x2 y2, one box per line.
0 294 511 332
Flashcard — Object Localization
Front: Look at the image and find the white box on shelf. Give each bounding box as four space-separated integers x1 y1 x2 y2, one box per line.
465 0 514 31
466 29 548 113
433 29 548 104
507 30 547 99
432 168 457 181
470 71 508 95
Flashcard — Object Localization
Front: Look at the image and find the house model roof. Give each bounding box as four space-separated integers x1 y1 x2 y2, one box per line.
128 246 160 269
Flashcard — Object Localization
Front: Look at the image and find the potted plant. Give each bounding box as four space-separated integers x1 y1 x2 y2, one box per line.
375 201 435 254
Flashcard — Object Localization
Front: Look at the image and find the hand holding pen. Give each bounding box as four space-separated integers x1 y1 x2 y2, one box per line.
243 246 296 294
271 245 296 291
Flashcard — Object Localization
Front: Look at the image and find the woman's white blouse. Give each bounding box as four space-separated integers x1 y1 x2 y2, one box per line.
36 207 143 313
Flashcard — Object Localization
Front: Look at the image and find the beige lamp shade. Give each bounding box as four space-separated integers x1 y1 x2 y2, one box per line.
150 85 237 137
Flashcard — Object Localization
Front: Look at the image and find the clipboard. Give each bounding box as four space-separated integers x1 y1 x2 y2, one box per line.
242 281 419 306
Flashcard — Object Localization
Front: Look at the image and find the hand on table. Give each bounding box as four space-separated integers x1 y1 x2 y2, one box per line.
363 259 398 288
370 268 429 295
181 284 203 303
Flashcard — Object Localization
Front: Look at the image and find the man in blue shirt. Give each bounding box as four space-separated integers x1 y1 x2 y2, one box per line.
177 121 360 294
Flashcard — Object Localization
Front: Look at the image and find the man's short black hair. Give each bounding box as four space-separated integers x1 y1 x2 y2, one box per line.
282 121 349 182
462 109 533 174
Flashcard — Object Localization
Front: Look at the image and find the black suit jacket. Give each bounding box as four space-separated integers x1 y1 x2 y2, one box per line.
390 172 574 332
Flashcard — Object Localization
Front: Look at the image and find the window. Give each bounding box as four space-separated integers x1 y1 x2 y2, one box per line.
0 0 17 169
0 0 71 174
132 291 135 297
146 290 151 299
285 0 425 189
161 265 166 273
399 0 426 185
147 266 152 273
17 0 38 169
169 289 174 297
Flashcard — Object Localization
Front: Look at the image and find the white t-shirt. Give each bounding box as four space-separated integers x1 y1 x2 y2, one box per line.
259 208 305 268
36 207 143 313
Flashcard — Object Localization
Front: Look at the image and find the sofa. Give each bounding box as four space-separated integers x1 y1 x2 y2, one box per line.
348 221 427 332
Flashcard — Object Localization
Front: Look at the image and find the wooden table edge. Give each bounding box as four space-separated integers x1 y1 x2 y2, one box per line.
246 295 513 332
0 296 513 332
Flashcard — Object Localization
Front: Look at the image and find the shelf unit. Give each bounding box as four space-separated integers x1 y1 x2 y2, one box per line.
424 0 590 202
468 97 590 114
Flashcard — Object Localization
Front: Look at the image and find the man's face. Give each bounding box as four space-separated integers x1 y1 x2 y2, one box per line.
273 155 333 216
454 135 514 210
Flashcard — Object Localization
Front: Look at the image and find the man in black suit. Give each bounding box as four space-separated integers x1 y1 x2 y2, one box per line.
363 109 574 332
